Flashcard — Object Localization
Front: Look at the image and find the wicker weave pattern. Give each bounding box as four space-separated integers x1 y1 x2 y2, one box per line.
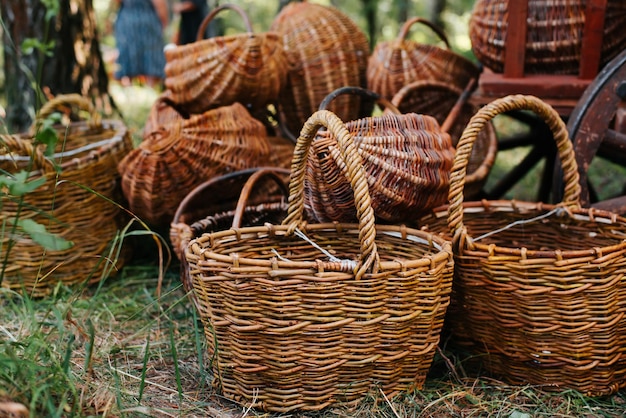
420 95 626 396
0 95 132 296
270 2 370 137
367 17 480 101
304 87 455 223
117 103 271 225
185 110 454 412
469 0 626 74
391 80 497 199
164 4 287 114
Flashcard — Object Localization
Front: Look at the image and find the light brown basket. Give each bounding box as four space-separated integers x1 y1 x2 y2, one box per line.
142 94 184 139
367 17 480 101
304 86 455 223
117 102 271 226
163 3 288 114
391 80 497 199
0 94 133 297
418 94 626 396
185 109 454 412
469 0 626 74
270 1 370 138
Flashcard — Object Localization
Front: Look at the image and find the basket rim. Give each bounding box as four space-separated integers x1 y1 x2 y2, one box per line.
427 200 626 258
187 222 452 272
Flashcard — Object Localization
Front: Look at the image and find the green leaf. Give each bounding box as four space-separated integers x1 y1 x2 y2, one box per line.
1 171 48 196
35 125 60 157
17 218 74 251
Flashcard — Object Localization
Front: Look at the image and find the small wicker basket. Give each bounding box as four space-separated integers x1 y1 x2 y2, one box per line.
469 0 626 74
117 102 271 226
391 80 497 199
304 86 455 224
185 109 454 412
418 94 626 396
367 17 480 101
163 3 288 114
270 1 370 138
0 94 132 297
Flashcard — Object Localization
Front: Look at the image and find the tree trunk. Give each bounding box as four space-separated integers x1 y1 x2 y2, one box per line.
428 0 446 31
1 0 115 133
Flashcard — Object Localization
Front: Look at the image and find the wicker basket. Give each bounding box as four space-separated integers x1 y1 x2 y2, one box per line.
304 86 455 224
171 167 290 312
391 80 497 199
418 94 626 396
469 0 626 74
117 102 271 226
0 94 133 297
185 109 454 412
163 3 288 114
367 17 480 101
270 1 370 139
143 94 184 139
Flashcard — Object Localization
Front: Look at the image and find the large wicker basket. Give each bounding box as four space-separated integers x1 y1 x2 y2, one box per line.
304 86 455 223
185 110 454 412
367 17 480 101
163 3 288 114
391 80 497 199
418 94 626 396
117 102 271 226
270 1 370 138
469 0 626 74
0 94 133 297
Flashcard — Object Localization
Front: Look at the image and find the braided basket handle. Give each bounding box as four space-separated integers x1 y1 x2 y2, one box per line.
447 95 582 239
197 3 253 41
319 86 401 115
0 134 56 174
35 94 101 130
397 17 451 49
282 109 379 279
231 167 290 228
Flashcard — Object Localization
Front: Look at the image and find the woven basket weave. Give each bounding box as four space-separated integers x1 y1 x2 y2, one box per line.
391 80 497 199
367 17 480 101
418 94 626 396
185 109 454 412
469 0 626 74
163 3 288 114
0 94 132 297
171 167 290 311
304 86 455 224
117 102 271 226
270 1 370 138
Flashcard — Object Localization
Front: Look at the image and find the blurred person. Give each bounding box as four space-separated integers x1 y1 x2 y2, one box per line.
113 0 169 87
172 0 209 45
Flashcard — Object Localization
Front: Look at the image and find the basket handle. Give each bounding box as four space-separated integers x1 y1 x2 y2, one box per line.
319 86 401 115
282 110 379 279
231 167 290 228
447 95 582 239
397 17 451 49
34 94 101 131
196 3 253 41
0 134 57 174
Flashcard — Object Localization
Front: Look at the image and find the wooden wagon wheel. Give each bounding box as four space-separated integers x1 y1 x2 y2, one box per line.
553 47 626 214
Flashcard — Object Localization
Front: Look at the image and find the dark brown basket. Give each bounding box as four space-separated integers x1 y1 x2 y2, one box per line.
367 17 480 101
304 86 455 224
184 109 454 412
270 2 370 138
469 0 626 74
391 80 497 199
418 94 626 396
117 102 271 226
163 3 288 114
0 94 133 297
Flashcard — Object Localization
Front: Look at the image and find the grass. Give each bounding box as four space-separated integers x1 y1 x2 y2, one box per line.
2 84 626 417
